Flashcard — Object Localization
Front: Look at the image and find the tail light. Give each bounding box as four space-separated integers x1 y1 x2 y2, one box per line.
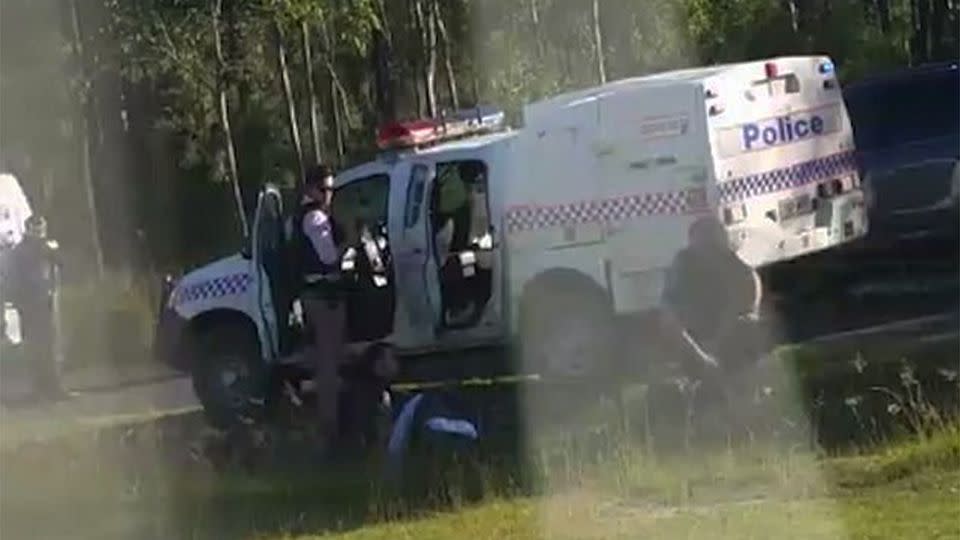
722 204 747 225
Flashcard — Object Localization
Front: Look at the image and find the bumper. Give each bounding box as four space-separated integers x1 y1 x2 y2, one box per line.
734 191 869 267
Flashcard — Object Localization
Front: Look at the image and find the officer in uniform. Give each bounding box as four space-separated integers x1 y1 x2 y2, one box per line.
6 215 70 401
294 164 347 445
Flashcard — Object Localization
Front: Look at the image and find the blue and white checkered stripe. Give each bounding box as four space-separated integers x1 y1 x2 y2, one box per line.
717 151 857 204
175 273 253 306
505 188 708 234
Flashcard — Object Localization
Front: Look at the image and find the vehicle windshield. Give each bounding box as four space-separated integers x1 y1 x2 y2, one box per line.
1 2 957 539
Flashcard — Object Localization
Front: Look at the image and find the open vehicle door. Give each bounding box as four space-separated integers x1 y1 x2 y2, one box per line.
251 185 286 361
389 161 443 346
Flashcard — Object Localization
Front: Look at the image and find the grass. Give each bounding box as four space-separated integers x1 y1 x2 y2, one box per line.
1 338 956 540
1 408 957 540
280 429 960 540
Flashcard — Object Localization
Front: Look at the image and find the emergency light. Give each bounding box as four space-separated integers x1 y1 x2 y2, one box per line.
375 106 506 150
764 62 778 79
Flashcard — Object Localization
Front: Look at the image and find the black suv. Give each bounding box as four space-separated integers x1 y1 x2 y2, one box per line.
843 62 959 254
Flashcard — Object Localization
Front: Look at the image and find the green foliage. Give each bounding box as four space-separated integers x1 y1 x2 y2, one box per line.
3 0 955 279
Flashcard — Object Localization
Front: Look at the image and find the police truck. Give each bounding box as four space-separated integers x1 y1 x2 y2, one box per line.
155 56 867 427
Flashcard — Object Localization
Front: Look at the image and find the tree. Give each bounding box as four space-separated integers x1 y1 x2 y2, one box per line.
436 1 460 109
302 20 325 165
592 0 607 84
413 0 438 117
272 17 306 183
65 0 105 278
212 0 248 237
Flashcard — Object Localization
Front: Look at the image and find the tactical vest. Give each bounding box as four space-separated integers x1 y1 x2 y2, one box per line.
293 200 342 282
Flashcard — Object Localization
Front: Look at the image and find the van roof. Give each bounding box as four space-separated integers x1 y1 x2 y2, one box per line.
525 56 829 115
335 130 517 186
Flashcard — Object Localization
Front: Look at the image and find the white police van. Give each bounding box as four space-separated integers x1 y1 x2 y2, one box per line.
157 55 866 427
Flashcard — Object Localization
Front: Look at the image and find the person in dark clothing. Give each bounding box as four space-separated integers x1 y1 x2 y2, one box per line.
660 215 763 376
6 215 70 401
336 342 398 453
384 388 480 486
660 216 765 441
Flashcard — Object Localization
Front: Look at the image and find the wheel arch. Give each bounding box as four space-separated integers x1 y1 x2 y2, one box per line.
517 267 610 321
185 308 263 363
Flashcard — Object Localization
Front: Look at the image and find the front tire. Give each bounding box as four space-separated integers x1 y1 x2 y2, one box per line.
191 324 269 430
519 278 617 383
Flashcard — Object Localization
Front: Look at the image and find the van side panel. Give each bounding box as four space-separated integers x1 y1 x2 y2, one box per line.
594 84 711 314
505 97 608 332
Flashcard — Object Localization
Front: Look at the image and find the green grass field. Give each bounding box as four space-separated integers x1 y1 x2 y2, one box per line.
1 410 957 540
292 428 960 540
2 338 957 540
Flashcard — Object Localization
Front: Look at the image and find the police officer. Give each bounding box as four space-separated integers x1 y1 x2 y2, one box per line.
294 164 347 445
7 215 70 401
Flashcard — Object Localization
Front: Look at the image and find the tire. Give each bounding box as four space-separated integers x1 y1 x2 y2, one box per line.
518 278 617 383
191 323 269 430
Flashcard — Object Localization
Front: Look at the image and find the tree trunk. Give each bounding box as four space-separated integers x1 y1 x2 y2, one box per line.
529 0 547 64
876 0 891 34
66 0 105 278
911 0 930 64
414 0 438 117
930 0 946 58
592 0 607 85
212 0 248 237
223 1 248 116
301 20 324 167
273 18 305 183
919 0 930 62
320 14 345 161
435 1 459 109
372 28 396 123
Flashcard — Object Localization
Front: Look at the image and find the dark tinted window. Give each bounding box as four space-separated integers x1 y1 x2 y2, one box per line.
845 69 960 150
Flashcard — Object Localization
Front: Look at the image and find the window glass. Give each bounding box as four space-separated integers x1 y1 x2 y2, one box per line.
433 160 491 249
256 194 281 255
332 174 390 244
846 70 960 150
405 164 429 229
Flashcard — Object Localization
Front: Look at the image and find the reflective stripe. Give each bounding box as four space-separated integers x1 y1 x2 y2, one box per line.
424 417 478 440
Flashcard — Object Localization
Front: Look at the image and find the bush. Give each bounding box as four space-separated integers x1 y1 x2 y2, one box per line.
58 271 157 371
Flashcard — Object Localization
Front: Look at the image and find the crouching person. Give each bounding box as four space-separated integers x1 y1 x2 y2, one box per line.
336 343 398 454
384 389 482 500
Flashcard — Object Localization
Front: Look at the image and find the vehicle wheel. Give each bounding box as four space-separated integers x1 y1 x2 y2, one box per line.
517 278 619 429
191 324 269 430
519 278 617 383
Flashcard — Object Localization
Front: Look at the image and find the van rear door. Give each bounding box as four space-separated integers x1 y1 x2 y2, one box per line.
705 56 861 264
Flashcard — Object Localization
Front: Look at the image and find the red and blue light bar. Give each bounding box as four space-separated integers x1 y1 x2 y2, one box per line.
376 106 506 150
